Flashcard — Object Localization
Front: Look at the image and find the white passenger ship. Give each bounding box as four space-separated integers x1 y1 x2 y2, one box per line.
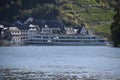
24 24 108 46
24 34 107 46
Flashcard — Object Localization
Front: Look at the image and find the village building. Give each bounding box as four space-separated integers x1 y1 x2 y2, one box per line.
23 17 65 34
43 20 64 34
0 25 4 41
80 26 88 35
65 24 89 35
28 24 40 39
65 27 75 35
41 25 53 35
9 27 21 42
0 25 4 34
0 24 13 42
9 17 90 43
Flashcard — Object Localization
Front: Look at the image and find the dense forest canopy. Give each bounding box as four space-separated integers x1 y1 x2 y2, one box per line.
0 0 57 22
0 0 118 22
111 4 120 47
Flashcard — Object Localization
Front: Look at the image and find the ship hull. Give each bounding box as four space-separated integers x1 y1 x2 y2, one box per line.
24 41 107 46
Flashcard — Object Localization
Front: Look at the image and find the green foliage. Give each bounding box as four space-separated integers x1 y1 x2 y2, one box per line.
19 3 59 20
94 24 111 38
111 6 120 47
76 0 98 6
87 7 110 13
0 0 118 39
62 4 73 10
81 8 115 22
0 0 116 22
96 0 117 7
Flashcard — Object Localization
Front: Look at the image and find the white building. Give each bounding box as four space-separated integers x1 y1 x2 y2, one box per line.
0 25 4 34
65 27 76 35
9 23 40 43
41 25 53 35
9 27 21 42
27 24 40 39
0 25 4 28
0 25 4 40
80 26 88 35
20 30 28 41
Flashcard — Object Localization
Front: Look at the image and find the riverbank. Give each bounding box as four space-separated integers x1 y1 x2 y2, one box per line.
0 41 24 46
0 41 11 46
0 41 112 47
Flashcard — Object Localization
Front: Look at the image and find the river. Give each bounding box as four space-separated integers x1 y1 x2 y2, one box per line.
0 46 120 79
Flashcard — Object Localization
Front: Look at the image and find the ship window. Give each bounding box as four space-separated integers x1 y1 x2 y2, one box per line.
78 37 82 39
86 37 91 39
82 37 85 39
60 37 65 39
92 37 96 39
99 40 104 42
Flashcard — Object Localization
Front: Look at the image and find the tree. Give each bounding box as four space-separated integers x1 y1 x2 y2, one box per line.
111 5 120 47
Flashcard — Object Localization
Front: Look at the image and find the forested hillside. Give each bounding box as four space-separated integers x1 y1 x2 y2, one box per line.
0 0 119 39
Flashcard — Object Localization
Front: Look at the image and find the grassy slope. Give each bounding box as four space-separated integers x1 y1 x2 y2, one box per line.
58 0 115 39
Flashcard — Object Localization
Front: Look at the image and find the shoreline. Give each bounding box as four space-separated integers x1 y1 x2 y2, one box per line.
0 42 112 47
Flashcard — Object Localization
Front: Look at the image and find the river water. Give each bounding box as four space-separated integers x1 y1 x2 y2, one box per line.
0 46 120 79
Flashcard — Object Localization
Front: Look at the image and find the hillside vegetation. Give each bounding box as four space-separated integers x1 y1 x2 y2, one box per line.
111 6 120 47
0 0 118 39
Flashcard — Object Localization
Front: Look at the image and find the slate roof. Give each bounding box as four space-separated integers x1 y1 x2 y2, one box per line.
13 23 29 30
13 18 65 31
0 21 12 27
74 25 84 34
